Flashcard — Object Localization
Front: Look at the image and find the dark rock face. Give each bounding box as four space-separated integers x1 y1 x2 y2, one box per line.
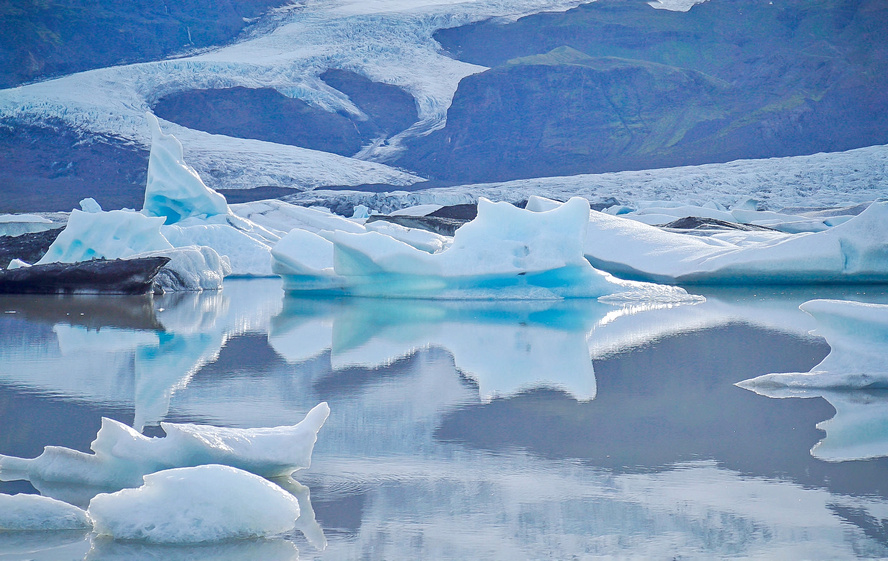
152 74 418 156
0 120 148 213
153 87 366 156
0 0 290 88
399 0 888 182
365 215 469 237
662 216 777 231
0 257 171 295
320 69 419 138
0 229 63 269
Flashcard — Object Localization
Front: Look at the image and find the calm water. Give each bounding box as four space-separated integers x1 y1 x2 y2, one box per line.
1 279 887 560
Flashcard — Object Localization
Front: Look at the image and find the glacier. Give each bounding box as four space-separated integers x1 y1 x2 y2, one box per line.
271 196 700 300
0 402 330 488
0 0 595 190
87 464 301 543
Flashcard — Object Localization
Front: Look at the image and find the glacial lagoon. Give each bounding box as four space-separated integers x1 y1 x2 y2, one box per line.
1 278 888 560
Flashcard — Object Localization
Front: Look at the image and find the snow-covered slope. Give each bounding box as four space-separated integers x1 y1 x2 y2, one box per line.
0 0 594 191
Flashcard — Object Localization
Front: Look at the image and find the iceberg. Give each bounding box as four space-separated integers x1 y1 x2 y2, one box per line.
737 299 888 389
143 113 229 225
0 402 330 488
582 201 888 284
273 197 699 301
35 210 228 291
0 493 90 531
87 464 301 544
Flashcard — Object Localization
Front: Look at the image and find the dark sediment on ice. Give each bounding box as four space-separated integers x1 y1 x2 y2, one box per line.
0 257 170 295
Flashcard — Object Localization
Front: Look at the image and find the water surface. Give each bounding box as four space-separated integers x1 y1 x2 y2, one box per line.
1 280 887 560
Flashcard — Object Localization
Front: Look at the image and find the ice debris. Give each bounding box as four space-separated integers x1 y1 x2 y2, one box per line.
272 196 699 301
87 464 301 544
0 493 90 531
0 402 330 488
737 299 888 390
582 200 888 284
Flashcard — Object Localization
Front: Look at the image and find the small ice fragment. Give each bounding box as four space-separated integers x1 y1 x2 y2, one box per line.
0 493 90 531
87 464 301 543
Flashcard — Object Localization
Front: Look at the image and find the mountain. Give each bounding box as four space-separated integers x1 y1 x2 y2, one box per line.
0 0 290 89
399 0 888 181
0 0 886 212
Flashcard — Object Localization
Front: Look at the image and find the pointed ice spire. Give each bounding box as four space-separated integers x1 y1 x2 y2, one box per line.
143 113 229 224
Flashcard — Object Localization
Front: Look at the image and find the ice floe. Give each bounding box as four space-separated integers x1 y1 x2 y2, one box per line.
736 299 888 461
87 464 301 543
0 402 330 488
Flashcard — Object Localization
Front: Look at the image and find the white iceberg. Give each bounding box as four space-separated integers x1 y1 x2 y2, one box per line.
87 464 301 543
35 210 228 292
583 201 888 284
0 493 90 531
274 197 698 301
0 213 57 237
0 402 330 488
737 299 888 389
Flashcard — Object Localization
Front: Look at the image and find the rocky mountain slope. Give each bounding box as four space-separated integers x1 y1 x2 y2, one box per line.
400 0 888 181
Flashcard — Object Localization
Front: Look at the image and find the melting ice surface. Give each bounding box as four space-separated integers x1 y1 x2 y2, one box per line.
87 464 303 544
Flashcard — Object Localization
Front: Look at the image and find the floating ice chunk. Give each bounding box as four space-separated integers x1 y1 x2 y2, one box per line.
0 402 330 487
271 229 337 277
737 299 888 390
584 201 888 284
231 199 365 236
161 222 274 277
6 258 30 269
143 113 229 225
275 196 697 300
134 246 230 292
364 220 450 253
79 197 102 213
88 464 300 543
0 213 55 237
0 493 90 531
351 204 371 219
36 210 173 265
